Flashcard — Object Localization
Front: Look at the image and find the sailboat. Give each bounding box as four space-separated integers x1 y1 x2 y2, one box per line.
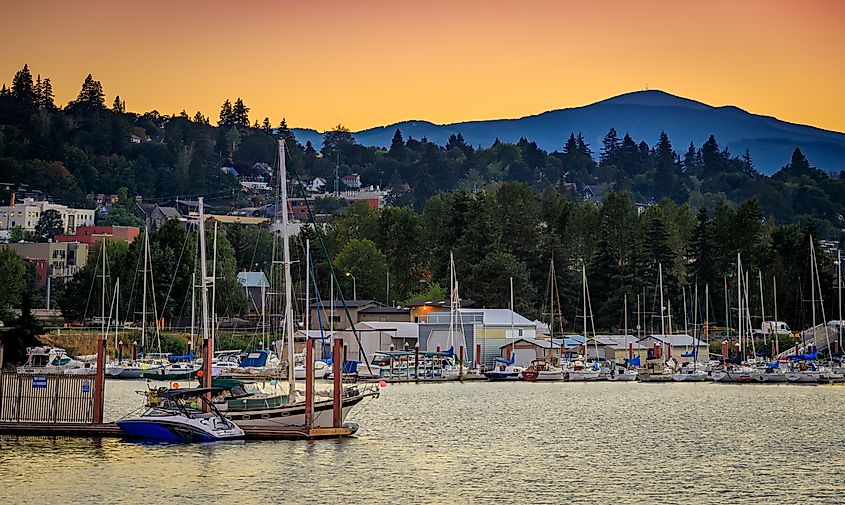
608 294 638 381
484 277 522 381
106 228 165 379
522 259 564 381
215 140 378 428
672 285 709 381
564 265 602 381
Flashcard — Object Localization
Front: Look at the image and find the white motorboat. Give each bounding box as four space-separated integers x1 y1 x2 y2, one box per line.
17 347 96 375
117 387 244 441
562 360 603 381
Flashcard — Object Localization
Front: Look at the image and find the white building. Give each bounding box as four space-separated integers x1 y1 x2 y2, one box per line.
0 197 95 233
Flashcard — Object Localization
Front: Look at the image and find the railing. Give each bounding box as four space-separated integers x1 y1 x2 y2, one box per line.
0 373 94 423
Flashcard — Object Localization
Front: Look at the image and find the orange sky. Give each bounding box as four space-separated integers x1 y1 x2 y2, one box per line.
2 0 843 132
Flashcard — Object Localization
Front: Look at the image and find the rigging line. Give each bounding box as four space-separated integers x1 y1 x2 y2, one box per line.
281 142 373 377
123 231 144 323
80 241 102 326
156 225 192 324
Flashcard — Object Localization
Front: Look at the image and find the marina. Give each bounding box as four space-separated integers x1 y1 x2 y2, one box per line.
3 379 845 504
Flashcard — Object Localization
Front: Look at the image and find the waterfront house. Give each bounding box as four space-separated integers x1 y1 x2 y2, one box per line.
406 297 476 323
502 336 587 366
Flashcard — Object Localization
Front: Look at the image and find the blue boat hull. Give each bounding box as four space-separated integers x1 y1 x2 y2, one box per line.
117 420 221 442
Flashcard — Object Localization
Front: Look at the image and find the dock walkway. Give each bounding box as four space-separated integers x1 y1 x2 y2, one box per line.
0 422 354 440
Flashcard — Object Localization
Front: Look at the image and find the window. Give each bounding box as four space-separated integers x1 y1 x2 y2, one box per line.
518 328 523 337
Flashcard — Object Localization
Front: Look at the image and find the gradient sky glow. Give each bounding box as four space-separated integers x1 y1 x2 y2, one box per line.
2 0 843 132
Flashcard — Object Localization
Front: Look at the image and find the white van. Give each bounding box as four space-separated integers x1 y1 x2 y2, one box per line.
761 321 791 336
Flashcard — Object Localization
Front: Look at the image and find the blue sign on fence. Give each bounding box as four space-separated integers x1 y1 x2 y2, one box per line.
32 376 47 389
81 382 91 393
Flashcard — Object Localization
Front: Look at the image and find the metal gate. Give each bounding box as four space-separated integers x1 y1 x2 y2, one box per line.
0 373 94 423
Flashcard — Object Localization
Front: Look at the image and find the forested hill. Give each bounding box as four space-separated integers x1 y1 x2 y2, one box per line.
0 65 843 235
293 90 845 175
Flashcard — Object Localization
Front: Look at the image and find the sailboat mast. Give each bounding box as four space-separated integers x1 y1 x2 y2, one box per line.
280 140 295 396
810 237 817 330
198 198 212 390
211 222 218 354
758 271 766 349
737 254 743 359
190 272 196 357
305 238 310 354
692 284 698 366
624 293 628 362
141 228 148 356
658 263 666 359
101 238 106 339
773 276 779 355
509 276 515 361
582 265 588 355
704 284 709 354
682 285 688 337
838 249 842 349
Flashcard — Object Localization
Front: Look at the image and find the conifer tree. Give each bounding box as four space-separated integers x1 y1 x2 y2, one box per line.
41 78 55 110
600 128 620 166
218 99 233 126
231 98 250 127
73 74 105 109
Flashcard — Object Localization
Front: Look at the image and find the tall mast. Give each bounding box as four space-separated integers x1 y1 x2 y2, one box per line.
838 249 842 350
773 276 779 355
637 294 641 340
190 272 196 357
509 276 515 362
682 285 688 336
737 253 743 360
624 293 629 362
704 284 710 354
101 238 106 341
658 263 666 335
141 228 148 356
449 251 455 349
198 198 211 389
582 265 588 353
758 270 766 348
810 236 817 330
692 284 698 365
280 140 295 396
211 222 218 354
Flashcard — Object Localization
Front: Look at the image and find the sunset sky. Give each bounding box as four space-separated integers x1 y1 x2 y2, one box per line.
1 0 843 132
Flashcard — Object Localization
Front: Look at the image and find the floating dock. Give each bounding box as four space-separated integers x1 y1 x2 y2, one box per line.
0 422 355 440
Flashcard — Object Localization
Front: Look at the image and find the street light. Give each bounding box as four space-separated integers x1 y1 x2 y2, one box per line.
345 272 357 300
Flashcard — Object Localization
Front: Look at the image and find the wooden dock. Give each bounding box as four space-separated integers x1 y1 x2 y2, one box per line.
0 422 355 440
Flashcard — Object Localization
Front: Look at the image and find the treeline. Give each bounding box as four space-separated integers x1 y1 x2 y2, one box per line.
3 183 838 337
1 64 844 235
294 185 838 335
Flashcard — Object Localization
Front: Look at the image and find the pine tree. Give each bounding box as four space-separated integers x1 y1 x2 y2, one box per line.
73 74 105 109
262 117 272 133
683 141 698 173
231 98 250 127
701 135 722 173
11 64 36 108
576 132 592 157
34 74 42 109
218 99 233 126
41 78 55 110
112 95 125 113
193 111 209 124
689 207 717 289
741 149 756 176
600 128 620 166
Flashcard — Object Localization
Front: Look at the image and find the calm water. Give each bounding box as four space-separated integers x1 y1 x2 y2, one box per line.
2 380 845 504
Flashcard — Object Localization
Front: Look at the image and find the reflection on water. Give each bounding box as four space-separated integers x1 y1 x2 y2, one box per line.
2 380 845 504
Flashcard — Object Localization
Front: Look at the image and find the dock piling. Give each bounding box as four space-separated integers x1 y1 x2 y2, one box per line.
92 333 106 424
459 346 464 380
332 337 342 428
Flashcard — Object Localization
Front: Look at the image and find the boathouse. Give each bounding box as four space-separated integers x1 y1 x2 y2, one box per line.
419 308 537 367
638 334 709 360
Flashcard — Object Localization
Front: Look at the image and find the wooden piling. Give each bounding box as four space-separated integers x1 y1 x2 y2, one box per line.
92 335 106 424
414 344 420 382
459 346 464 379
305 337 314 428
476 343 481 368
332 338 342 429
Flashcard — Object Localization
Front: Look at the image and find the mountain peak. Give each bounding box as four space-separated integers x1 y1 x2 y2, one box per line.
598 90 711 110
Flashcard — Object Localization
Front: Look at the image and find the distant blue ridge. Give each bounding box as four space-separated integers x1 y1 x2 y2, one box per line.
292 90 845 175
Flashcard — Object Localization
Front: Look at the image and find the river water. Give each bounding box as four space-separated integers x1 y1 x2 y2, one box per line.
1 380 844 504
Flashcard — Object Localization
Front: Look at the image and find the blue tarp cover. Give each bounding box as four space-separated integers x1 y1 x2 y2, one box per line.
624 356 641 367
240 349 270 367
